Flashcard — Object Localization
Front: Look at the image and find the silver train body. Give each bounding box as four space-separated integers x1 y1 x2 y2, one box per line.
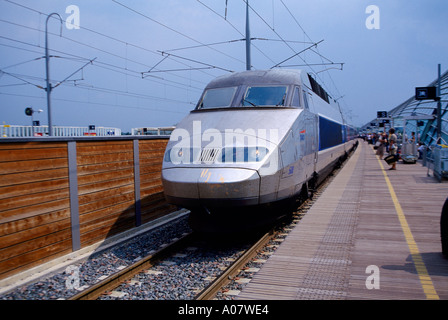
162 69 358 232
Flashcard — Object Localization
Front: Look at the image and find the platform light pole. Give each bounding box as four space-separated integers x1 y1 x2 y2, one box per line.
25 107 43 136
45 13 63 136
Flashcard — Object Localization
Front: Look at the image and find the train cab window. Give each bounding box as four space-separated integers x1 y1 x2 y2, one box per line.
292 87 302 108
242 86 287 107
302 90 310 109
198 87 237 109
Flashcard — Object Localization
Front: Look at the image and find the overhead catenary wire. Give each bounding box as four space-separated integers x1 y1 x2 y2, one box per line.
4 0 329 85
52 57 96 89
0 33 205 92
111 0 247 67
162 37 314 54
0 63 198 109
0 69 43 89
196 0 277 66
243 0 296 53
244 0 320 73
0 56 44 70
3 0 341 87
0 65 197 111
0 0 233 127
152 51 234 74
0 91 191 115
270 39 324 69
1 0 351 125
1 2 217 84
0 51 198 113
278 0 347 114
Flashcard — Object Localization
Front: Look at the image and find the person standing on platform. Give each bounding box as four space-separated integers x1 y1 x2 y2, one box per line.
376 132 387 159
418 142 425 159
388 128 398 170
410 131 416 144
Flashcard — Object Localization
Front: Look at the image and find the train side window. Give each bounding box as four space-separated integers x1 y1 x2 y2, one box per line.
292 87 302 108
302 90 310 109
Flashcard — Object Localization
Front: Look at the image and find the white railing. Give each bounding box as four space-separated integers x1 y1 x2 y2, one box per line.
131 127 175 136
1 125 121 137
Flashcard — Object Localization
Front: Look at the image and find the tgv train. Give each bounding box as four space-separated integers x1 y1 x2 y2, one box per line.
162 69 358 232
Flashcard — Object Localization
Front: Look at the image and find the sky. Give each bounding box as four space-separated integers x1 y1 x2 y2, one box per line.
1 0 448 133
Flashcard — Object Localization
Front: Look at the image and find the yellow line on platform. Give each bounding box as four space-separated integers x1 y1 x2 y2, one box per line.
377 156 439 300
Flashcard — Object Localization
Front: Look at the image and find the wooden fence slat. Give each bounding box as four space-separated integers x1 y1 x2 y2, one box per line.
0 147 67 162
0 221 72 255
0 199 71 224
0 158 68 175
0 239 72 277
78 179 134 200
0 188 70 212
0 142 67 150
0 209 71 237
0 179 69 201
76 153 134 166
77 160 134 176
0 168 69 187
77 168 134 186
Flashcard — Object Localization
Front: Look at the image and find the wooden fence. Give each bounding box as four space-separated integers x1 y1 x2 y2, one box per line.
0 136 176 280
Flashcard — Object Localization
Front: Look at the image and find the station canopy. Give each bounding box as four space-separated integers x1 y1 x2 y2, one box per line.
362 69 448 146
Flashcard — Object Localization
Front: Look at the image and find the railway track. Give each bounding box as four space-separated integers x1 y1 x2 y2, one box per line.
69 232 194 300
195 231 274 300
67 228 279 300
67 227 269 300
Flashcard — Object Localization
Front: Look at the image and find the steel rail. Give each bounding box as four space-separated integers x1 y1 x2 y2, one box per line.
195 230 275 300
69 232 194 300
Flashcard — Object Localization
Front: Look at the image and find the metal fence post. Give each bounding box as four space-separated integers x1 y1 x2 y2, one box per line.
67 141 81 251
133 139 142 227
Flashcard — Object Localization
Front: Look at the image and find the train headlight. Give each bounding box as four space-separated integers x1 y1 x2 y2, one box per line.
221 147 268 163
247 147 269 162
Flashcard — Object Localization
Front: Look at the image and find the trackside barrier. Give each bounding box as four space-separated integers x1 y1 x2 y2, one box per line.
0 136 175 280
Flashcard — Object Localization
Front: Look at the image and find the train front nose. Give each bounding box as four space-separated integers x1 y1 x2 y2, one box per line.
162 167 260 208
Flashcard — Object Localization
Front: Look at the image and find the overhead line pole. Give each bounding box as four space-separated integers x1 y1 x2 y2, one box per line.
45 13 63 136
245 0 251 71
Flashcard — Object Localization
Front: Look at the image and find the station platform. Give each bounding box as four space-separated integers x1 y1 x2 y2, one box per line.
237 140 448 300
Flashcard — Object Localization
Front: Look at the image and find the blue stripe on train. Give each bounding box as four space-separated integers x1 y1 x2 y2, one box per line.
319 116 343 151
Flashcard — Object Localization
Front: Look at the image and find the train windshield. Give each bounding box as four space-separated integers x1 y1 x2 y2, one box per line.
242 86 287 107
198 87 237 109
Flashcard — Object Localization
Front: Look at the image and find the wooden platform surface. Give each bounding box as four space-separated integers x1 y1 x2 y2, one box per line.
237 141 448 300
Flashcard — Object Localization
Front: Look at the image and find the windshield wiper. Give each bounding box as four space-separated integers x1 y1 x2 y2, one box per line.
276 93 286 106
242 98 257 107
